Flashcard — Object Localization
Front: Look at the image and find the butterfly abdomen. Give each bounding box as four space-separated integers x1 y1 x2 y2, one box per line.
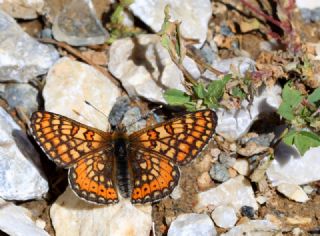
114 136 132 199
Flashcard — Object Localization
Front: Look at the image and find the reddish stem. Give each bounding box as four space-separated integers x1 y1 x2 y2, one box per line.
239 0 291 32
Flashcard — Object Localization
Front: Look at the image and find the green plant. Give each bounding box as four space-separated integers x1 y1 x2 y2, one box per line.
278 83 320 155
164 75 232 111
106 0 142 44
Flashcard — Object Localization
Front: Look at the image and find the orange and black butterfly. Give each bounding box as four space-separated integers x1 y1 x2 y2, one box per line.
30 109 217 204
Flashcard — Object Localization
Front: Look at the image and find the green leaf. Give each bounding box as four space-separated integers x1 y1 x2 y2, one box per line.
282 83 303 106
308 87 320 103
283 130 320 155
207 74 231 100
164 89 190 106
232 86 246 99
193 83 206 99
184 101 197 111
277 83 303 121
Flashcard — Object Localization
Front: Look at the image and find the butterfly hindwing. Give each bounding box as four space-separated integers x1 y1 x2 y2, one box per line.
68 149 119 204
30 111 111 167
129 149 180 204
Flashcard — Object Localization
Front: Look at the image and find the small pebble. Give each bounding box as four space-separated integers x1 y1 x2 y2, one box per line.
197 172 213 191
210 148 221 159
240 206 255 219
211 205 237 228
209 163 230 182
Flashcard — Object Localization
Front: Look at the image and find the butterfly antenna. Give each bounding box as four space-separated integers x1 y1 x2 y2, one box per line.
72 109 92 124
84 100 109 120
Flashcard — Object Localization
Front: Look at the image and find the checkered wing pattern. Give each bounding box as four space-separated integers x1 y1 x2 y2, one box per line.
128 110 217 203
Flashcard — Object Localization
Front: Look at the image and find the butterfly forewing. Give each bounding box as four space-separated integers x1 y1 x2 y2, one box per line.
30 111 111 167
129 110 217 165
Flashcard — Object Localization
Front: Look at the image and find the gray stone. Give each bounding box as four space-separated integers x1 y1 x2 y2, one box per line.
168 213 217 236
130 0 212 47
0 198 49 236
219 152 236 167
0 10 59 82
239 133 275 147
52 0 109 46
0 107 48 200
240 206 255 219
209 163 230 182
121 107 147 134
3 83 38 116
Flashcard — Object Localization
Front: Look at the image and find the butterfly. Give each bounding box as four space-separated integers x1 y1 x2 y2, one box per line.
30 109 217 204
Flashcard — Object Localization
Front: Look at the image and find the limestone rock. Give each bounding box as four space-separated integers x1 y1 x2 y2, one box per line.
108 34 188 103
267 145 320 186
232 159 250 176
216 84 282 141
0 198 49 236
0 107 48 200
50 188 152 236
211 205 237 229
221 220 279 236
0 10 59 82
196 175 258 212
168 213 217 236
43 57 120 131
277 183 309 203
130 0 212 47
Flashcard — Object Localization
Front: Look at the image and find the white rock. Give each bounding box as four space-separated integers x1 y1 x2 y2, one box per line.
130 0 212 47
211 205 237 229
203 57 256 81
216 84 282 141
108 34 190 103
277 183 309 203
196 175 258 212
0 0 44 19
296 0 320 9
302 185 314 194
267 145 320 186
0 107 48 200
0 198 49 236
168 213 217 236
232 159 250 176
44 57 120 131
0 10 59 82
50 188 152 236
221 220 279 236
170 184 182 200
256 196 267 205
